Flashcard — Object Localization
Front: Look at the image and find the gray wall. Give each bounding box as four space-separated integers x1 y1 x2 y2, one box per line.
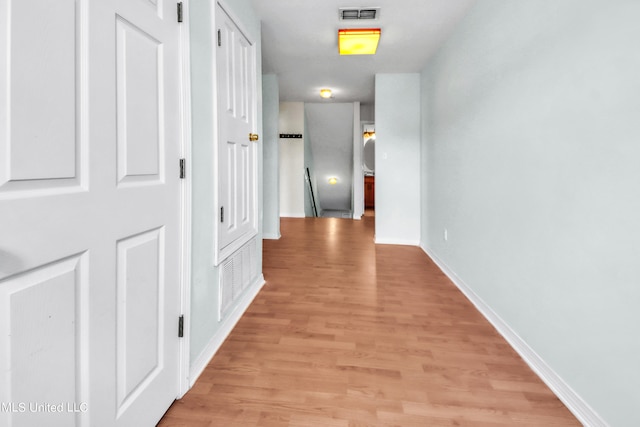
375 74 421 244
360 103 374 122
262 74 280 238
421 1 640 425
278 102 305 217
189 0 263 368
189 0 217 368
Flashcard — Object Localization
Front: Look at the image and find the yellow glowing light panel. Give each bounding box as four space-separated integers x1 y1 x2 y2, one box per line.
338 28 381 55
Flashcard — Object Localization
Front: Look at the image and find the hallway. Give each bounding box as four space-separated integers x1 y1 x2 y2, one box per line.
159 216 579 426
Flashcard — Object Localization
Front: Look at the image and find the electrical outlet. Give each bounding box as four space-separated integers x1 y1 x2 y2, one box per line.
444 229 448 241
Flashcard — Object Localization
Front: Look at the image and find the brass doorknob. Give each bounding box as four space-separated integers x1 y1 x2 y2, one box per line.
249 133 259 141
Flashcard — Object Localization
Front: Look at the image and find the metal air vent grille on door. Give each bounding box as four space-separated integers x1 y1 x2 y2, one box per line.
339 8 380 20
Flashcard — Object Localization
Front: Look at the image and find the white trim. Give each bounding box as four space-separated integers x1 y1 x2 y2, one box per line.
216 0 257 42
352 103 364 220
189 275 266 386
177 0 193 399
218 231 259 264
210 2 221 266
375 237 420 246
420 244 609 427
262 232 281 240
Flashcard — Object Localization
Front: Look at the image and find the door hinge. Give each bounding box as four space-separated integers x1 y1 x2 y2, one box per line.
177 2 183 23
220 206 224 222
179 158 185 179
217 29 221 47
178 315 184 338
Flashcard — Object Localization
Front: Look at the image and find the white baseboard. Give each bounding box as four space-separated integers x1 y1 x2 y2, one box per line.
375 237 420 246
420 243 608 427
262 232 281 240
188 274 266 387
280 213 305 218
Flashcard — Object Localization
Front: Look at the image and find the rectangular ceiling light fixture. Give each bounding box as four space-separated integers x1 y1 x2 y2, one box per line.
338 28 381 55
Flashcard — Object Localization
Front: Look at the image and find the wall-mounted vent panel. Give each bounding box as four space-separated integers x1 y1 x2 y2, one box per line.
339 8 380 21
219 237 258 320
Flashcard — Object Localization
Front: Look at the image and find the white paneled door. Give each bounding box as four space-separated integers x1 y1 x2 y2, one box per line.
215 3 258 264
0 1 183 426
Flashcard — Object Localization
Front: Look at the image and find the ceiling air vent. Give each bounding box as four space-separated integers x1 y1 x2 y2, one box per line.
339 7 380 21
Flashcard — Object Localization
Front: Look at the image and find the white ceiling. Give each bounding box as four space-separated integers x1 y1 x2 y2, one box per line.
251 0 475 103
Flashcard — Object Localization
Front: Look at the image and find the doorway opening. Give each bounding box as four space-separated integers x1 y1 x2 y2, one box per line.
362 122 376 218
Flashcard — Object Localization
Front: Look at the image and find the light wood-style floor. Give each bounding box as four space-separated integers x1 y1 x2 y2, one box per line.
159 215 580 426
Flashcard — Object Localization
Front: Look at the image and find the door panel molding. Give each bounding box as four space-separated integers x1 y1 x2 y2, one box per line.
116 16 164 188
116 227 165 415
0 0 87 199
0 252 89 427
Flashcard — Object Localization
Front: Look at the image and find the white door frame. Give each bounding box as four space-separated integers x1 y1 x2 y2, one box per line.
352 103 363 220
178 0 193 398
